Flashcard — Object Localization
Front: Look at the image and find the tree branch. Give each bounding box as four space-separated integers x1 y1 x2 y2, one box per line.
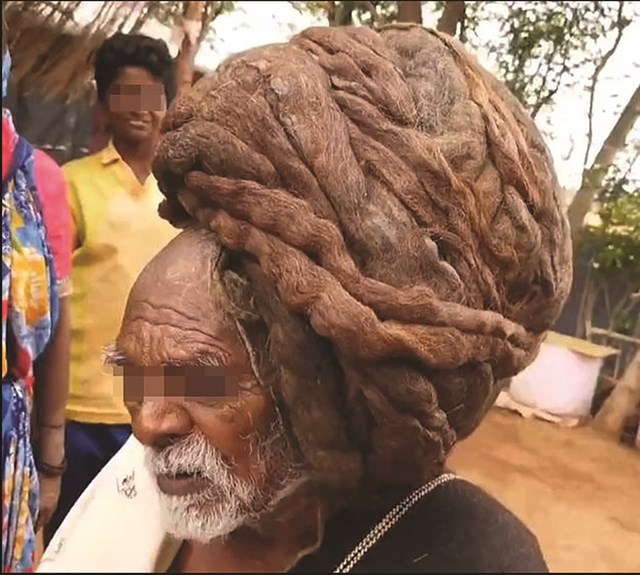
437 1 465 36
622 145 640 181
355 1 379 23
561 132 576 162
331 0 357 26
567 81 640 241
198 0 218 46
583 1 627 170
530 81 560 120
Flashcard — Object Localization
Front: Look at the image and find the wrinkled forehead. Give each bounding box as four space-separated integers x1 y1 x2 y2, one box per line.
116 226 245 366
125 226 223 304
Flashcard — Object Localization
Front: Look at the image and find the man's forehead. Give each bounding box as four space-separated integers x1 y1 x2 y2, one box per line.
131 227 223 291
117 227 248 371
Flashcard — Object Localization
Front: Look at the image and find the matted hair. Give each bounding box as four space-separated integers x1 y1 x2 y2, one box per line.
154 24 572 503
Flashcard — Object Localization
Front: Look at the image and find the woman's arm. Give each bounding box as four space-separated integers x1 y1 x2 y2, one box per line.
33 295 71 464
31 149 73 468
33 294 71 530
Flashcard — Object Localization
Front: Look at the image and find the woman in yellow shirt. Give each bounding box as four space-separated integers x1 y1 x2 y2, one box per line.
44 32 178 545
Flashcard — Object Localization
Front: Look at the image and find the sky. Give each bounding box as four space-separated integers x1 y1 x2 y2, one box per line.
74 1 640 196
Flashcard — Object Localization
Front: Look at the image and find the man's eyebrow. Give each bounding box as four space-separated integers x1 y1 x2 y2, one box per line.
101 343 225 368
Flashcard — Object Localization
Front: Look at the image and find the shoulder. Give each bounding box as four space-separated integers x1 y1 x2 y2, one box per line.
34 150 65 197
33 150 68 213
33 150 73 282
381 477 548 573
62 150 102 181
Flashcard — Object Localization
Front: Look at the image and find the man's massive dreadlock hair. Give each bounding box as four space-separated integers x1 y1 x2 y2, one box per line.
153 24 572 501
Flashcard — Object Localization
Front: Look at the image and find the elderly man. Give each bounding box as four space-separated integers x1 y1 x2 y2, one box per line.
39 23 571 573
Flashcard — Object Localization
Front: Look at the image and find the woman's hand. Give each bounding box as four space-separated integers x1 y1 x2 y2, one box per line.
37 474 62 531
33 424 66 531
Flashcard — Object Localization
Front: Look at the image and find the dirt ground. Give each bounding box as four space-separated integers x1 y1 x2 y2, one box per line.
36 409 639 572
449 409 640 573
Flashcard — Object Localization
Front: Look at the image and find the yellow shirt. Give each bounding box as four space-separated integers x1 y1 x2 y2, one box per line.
65 142 177 424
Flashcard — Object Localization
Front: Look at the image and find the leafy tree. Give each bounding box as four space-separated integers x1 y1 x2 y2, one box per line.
454 2 634 118
141 1 236 42
291 1 399 26
580 167 640 335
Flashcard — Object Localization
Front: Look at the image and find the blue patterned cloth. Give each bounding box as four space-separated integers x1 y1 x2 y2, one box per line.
2 99 59 571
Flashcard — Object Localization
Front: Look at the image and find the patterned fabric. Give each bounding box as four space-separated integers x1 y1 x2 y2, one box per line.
2 108 60 573
33 150 73 292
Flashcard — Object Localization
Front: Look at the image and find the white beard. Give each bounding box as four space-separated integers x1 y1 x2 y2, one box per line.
145 425 302 543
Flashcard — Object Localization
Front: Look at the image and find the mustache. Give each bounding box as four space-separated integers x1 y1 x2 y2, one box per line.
145 431 231 479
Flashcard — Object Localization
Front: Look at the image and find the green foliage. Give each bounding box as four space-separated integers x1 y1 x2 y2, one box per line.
461 1 634 116
289 1 328 16
579 165 640 335
581 173 640 283
146 1 235 29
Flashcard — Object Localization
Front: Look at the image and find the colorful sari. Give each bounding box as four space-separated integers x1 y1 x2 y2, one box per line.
2 104 60 572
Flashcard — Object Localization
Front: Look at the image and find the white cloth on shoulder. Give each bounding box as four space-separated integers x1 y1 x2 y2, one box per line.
37 435 181 573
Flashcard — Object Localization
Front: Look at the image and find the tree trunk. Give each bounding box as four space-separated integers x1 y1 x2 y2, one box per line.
397 1 423 24
567 82 640 243
592 349 640 439
175 1 206 97
436 1 465 36
326 0 355 26
574 267 597 339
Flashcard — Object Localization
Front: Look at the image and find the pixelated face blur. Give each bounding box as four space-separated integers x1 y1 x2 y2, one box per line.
109 229 303 543
105 66 166 144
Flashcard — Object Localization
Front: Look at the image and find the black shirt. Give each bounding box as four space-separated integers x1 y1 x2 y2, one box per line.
291 478 547 573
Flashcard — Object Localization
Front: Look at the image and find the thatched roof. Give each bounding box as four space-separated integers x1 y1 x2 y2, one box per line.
4 1 220 101
6 10 103 101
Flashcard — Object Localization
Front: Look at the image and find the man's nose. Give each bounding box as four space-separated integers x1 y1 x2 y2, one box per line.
130 401 194 450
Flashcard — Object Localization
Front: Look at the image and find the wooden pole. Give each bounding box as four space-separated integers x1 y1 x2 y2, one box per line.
592 348 640 439
436 1 465 36
397 1 423 24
